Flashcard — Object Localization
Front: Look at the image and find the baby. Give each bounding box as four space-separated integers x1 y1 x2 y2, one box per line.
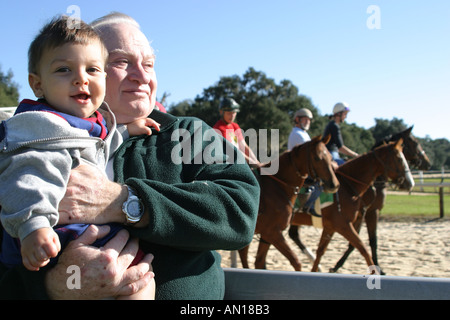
0 16 157 299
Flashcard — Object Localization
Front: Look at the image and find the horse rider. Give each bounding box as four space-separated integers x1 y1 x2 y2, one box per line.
213 97 261 167
323 102 359 166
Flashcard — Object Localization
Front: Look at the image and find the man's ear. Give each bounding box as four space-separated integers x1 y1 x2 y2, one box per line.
28 73 44 98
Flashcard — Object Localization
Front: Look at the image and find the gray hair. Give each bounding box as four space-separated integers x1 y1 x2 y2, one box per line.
90 12 140 29
90 12 155 57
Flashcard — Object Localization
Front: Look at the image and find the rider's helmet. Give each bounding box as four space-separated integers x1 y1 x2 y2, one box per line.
333 102 350 115
294 108 313 120
219 98 240 112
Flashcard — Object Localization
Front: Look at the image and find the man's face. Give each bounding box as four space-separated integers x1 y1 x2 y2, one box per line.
298 116 311 131
102 23 157 124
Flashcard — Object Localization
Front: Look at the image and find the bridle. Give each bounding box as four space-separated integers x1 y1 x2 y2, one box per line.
336 147 407 203
403 139 427 169
264 141 322 208
374 147 410 187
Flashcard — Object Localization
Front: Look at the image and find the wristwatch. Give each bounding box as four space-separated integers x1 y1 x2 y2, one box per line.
122 185 144 224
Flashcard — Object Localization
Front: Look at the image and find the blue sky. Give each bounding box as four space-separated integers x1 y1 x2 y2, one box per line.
1 0 449 140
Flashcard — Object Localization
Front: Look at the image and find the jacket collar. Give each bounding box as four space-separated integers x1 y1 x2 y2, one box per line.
149 109 178 134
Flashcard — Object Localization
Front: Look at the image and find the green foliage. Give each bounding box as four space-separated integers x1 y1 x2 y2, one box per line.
0 66 19 107
417 137 450 170
370 117 408 142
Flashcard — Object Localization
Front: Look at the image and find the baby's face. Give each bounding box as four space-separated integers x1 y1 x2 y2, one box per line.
29 41 106 118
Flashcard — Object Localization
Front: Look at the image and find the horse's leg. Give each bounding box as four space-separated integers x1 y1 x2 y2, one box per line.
338 222 378 274
254 238 271 269
312 228 334 272
330 211 364 273
270 232 302 271
365 208 386 275
290 209 317 263
238 245 250 269
288 225 317 264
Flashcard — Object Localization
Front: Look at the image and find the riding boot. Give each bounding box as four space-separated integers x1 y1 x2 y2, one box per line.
304 206 322 218
302 183 322 217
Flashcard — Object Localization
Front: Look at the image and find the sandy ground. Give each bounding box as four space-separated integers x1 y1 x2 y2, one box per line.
218 217 450 278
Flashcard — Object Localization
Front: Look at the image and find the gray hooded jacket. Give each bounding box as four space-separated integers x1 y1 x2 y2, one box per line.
0 103 122 241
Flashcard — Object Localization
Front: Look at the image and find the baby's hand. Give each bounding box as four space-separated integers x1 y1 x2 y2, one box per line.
21 228 61 271
127 118 161 137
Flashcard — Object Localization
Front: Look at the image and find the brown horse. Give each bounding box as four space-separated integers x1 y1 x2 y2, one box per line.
327 127 431 274
288 139 414 274
288 127 431 273
238 135 339 271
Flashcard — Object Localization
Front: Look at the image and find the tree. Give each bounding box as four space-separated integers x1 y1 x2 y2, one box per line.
342 122 375 154
419 137 450 170
370 117 408 143
169 67 318 151
0 66 19 107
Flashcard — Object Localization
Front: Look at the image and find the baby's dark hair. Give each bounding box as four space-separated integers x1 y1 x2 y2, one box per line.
28 15 108 74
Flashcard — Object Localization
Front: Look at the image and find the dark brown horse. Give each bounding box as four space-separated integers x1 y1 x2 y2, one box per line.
288 139 414 274
327 127 431 274
238 135 340 271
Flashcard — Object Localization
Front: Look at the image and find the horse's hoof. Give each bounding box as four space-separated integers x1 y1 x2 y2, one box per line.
329 268 336 273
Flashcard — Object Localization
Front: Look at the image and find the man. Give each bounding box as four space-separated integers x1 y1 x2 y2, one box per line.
287 108 313 151
213 97 260 167
287 108 321 217
0 12 260 300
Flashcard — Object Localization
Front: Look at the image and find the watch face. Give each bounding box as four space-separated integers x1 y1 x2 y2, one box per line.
127 199 143 218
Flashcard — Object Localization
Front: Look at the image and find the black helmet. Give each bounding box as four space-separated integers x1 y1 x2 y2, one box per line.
219 98 240 112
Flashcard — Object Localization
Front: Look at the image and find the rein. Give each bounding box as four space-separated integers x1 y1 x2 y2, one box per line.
266 174 301 197
335 151 378 207
336 171 371 201
336 147 406 209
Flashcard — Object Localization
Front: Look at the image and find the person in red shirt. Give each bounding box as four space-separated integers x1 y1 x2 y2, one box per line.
213 98 260 167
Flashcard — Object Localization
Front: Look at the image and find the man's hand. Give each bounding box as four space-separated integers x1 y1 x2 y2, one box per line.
45 225 154 299
58 164 127 225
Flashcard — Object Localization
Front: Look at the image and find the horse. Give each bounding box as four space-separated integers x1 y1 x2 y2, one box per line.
288 127 431 273
287 139 415 274
327 127 431 274
237 135 340 271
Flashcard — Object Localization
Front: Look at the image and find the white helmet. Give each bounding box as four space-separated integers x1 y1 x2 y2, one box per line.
333 102 350 115
294 108 313 119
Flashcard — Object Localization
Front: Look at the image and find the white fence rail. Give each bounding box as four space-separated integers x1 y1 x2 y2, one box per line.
224 268 450 300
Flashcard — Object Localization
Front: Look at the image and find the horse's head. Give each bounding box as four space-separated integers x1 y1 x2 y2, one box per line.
306 134 339 193
398 127 431 171
375 139 415 191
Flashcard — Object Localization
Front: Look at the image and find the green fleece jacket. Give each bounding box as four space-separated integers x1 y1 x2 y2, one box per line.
0 110 259 300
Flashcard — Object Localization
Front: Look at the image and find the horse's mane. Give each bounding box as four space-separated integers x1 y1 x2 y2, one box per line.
372 126 413 150
338 141 396 173
337 150 368 171
261 137 314 169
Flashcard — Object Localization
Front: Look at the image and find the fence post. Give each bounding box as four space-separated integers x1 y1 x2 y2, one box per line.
439 187 444 218
419 171 424 192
